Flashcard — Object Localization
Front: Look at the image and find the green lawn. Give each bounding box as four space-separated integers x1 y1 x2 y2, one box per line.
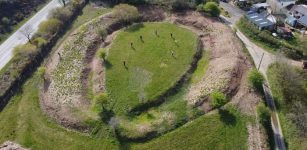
106 23 199 115
131 106 248 150
0 73 118 150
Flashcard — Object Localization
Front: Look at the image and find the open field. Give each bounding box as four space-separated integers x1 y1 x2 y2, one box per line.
0 73 118 149
131 106 248 150
107 23 199 115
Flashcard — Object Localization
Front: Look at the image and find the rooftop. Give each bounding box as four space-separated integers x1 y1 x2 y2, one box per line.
290 4 307 15
246 13 274 28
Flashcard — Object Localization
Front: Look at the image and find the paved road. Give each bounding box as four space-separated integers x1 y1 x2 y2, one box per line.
220 2 287 150
0 0 62 70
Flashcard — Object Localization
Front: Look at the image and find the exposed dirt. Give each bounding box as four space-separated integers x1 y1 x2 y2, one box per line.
0 141 29 150
40 13 115 131
168 11 246 108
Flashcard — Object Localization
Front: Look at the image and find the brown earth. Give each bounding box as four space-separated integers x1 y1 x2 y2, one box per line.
40 13 115 131
0 141 29 150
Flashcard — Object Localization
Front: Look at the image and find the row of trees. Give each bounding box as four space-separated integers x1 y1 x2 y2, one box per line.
0 0 48 41
267 61 307 135
0 0 86 100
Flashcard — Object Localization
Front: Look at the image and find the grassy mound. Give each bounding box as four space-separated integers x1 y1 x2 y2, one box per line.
106 23 198 115
131 106 248 150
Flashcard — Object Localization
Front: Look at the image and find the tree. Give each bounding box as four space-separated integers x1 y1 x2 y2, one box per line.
20 25 34 43
49 7 72 21
37 66 46 80
97 48 106 60
1 17 10 25
256 103 271 125
203 2 220 17
268 61 305 104
287 101 307 135
37 18 62 39
13 43 38 59
94 92 109 110
58 0 67 7
113 4 140 24
210 91 227 108
248 69 264 92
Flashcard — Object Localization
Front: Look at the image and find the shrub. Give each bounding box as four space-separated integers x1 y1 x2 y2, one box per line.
268 62 305 105
33 37 47 47
171 0 191 10
196 4 204 11
113 4 140 24
94 92 109 109
203 2 220 17
97 28 108 39
13 43 38 59
1 17 10 25
256 103 271 124
50 7 72 21
37 18 62 39
37 66 46 79
210 91 227 108
97 48 106 60
248 69 264 92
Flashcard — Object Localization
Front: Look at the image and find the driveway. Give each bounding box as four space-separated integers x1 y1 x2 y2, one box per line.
0 0 62 70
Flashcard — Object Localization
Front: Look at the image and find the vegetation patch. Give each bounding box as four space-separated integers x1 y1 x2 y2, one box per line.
131 105 248 150
267 62 307 149
106 23 199 115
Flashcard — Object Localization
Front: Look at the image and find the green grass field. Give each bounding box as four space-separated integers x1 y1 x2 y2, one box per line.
131 106 248 150
106 23 198 115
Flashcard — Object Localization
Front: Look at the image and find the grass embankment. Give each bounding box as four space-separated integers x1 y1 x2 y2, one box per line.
118 50 208 138
0 73 118 149
267 63 307 150
237 17 306 59
131 106 248 150
107 23 198 115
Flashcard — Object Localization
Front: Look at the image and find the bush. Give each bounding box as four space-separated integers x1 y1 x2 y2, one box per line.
171 0 191 10
210 91 227 108
94 92 109 109
268 62 305 105
248 69 264 92
203 2 220 17
37 66 46 79
13 43 38 59
97 48 106 60
33 37 47 47
113 4 140 24
280 47 303 60
49 7 72 21
257 103 271 124
37 18 62 39
97 28 108 39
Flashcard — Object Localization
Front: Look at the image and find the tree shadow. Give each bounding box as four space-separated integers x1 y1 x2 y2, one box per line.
126 23 144 33
218 109 237 126
104 60 113 69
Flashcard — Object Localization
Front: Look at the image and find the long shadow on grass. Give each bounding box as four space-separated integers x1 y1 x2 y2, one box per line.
125 23 144 33
218 109 237 126
104 60 113 69
128 39 203 115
